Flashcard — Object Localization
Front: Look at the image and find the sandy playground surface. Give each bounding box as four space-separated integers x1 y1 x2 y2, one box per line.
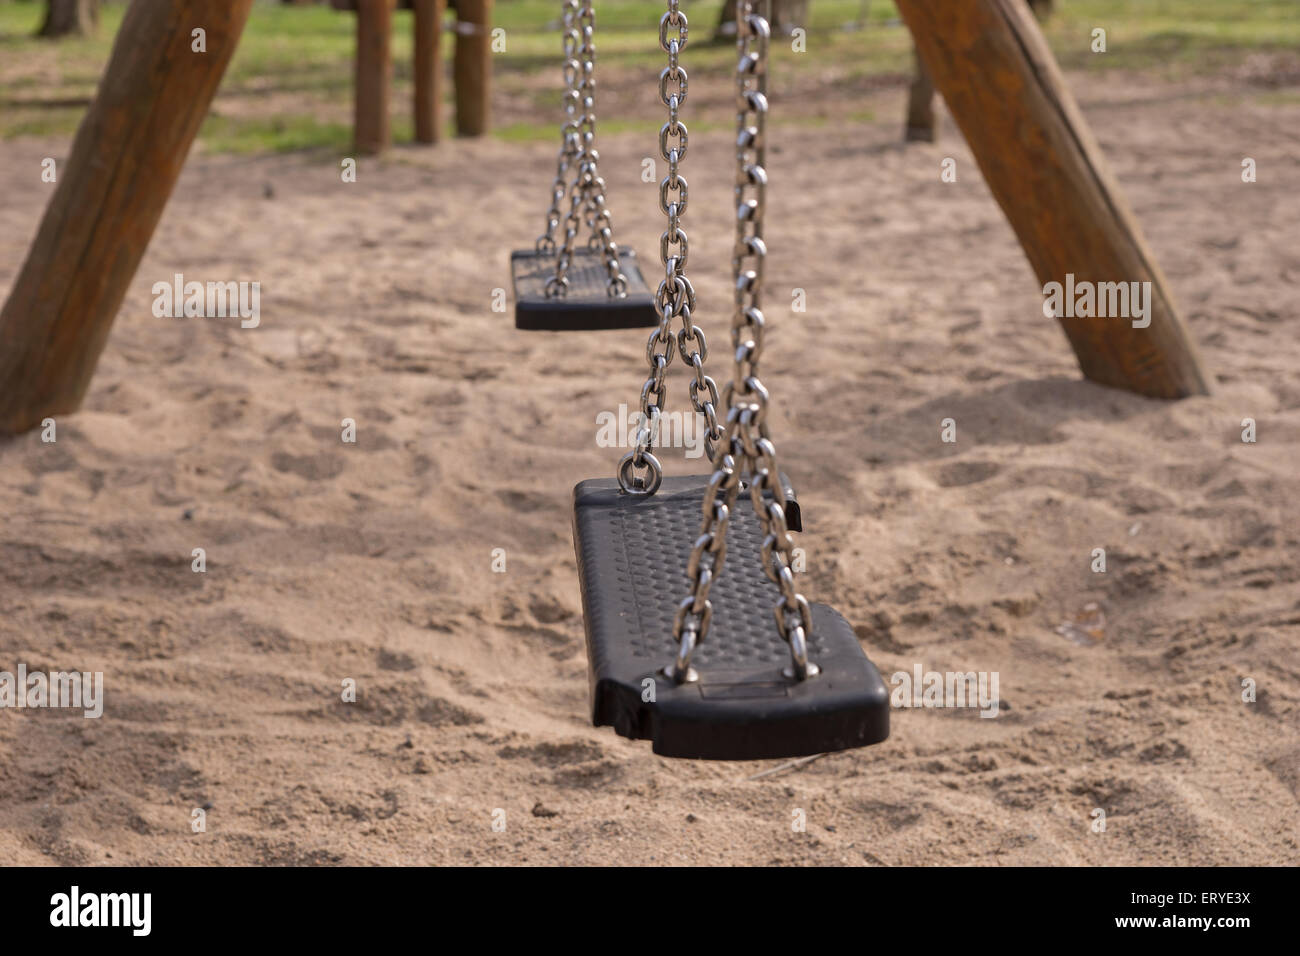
0 67 1298 865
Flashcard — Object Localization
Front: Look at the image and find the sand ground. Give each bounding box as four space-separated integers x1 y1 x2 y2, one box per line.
1 68 1297 865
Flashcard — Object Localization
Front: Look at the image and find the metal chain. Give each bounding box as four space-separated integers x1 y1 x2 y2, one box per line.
545 0 628 299
671 46 726 468
615 0 724 495
572 0 624 280
665 0 817 686
535 0 583 257
615 0 688 495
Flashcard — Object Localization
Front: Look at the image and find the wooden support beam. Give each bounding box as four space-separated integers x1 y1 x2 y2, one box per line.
894 0 1211 398
413 0 445 144
354 0 394 155
0 0 254 436
453 0 491 138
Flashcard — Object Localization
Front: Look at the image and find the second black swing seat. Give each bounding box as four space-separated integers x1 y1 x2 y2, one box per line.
572 474 891 760
511 248 658 331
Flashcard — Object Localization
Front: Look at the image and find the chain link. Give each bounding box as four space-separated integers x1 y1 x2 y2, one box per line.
544 0 628 299
665 0 817 686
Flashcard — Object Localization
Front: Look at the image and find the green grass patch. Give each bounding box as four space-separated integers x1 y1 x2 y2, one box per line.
198 112 354 155
0 0 1295 152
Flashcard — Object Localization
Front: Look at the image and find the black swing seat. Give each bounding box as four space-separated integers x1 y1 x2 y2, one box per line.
511 248 659 331
572 474 890 760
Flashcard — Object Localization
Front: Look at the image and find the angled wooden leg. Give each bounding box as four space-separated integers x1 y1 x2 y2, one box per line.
0 0 254 435
895 0 1210 398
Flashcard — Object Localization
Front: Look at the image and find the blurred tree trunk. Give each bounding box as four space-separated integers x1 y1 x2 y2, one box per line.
1028 0 1054 19
715 0 810 39
39 0 99 37
904 48 936 142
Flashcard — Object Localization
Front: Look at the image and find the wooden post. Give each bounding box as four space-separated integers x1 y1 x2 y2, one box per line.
894 0 1211 398
413 0 445 144
354 0 394 155
0 0 254 436
903 47 936 143
453 0 491 137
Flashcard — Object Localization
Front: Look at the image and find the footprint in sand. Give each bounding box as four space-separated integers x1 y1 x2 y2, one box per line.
270 450 344 481
935 460 1001 487
496 739 605 767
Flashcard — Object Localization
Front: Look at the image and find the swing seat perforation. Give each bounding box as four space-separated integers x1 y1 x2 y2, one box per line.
512 249 658 331
573 475 890 760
